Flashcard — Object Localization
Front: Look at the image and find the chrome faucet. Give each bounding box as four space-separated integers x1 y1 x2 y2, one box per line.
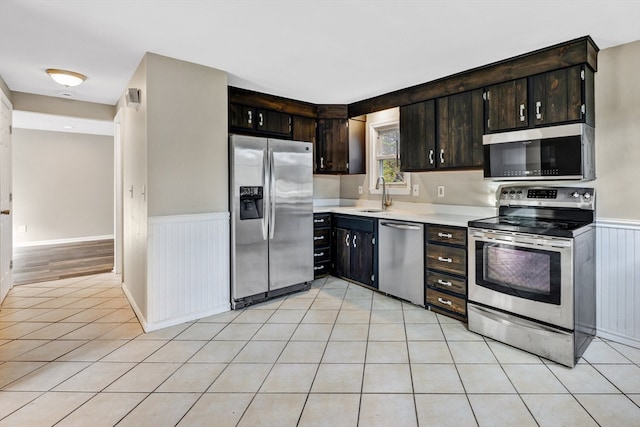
375 176 392 210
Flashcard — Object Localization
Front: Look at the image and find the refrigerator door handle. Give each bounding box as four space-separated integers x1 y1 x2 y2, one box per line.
269 147 276 240
261 147 269 241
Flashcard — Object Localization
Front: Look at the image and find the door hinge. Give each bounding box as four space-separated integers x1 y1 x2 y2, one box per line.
371 274 375 282
581 69 585 80
487 118 490 129
9 193 12 202
9 125 12 134
9 260 13 269
483 91 489 101
581 104 586 115
372 237 376 245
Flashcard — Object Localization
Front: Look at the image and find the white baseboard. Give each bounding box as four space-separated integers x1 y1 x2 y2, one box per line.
15 234 114 248
597 329 640 349
121 281 148 332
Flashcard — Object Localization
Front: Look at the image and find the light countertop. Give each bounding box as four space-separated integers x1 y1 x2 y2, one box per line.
313 200 497 228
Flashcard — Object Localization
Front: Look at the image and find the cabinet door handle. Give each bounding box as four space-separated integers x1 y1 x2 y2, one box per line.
440 149 445 164
247 110 252 125
437 256 453 263
313 218 325 223
313 236 324 241
353 234 357 248
345 233 350 247
437 232 452 239
437 297 453 306
519 104 526 122
314 266 324 271
535 101 542 120
437 279 452 286
429 149 434 165
314 252 325 257
320 157 324 169
258 112 264 127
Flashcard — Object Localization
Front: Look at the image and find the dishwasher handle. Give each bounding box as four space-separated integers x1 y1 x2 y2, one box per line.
380 221 422 231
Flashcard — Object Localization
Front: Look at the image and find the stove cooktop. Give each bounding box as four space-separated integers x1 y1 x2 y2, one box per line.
468 215 592 238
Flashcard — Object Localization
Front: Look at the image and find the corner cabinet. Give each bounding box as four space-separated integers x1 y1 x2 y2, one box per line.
484 64 595 133
316 118 365 174
425 225 467 321
332 214 378 288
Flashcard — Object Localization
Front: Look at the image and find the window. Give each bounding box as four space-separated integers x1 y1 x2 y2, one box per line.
376 125 404 185
369 114 410 195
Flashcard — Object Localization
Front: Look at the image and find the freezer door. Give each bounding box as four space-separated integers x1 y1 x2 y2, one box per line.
268 138 314 290
230 135 269 301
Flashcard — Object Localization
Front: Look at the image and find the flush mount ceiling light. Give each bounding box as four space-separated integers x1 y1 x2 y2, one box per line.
46 68 86 87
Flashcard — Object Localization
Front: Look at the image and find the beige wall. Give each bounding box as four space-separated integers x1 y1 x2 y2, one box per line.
313 175 341 199
12 129 114 244
594 40 640 221
145 53 228 216
12 92 115 121
120 55 149 316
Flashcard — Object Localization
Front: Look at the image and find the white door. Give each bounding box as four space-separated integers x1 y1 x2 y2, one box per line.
0 92 13 302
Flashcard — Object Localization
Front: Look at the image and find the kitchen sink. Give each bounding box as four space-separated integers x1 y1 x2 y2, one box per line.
359 208 383 213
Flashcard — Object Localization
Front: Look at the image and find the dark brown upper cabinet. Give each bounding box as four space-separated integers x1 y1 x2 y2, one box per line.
484 78 528 133
229 103 292 137
316 118 365 174
292 116 317 144
484 65 595 133
399 100 437 171
530 65 594 127
436 89 484 169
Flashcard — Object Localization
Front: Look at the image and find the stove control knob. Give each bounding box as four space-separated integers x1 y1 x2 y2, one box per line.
571 191 580 198
583 192 592 200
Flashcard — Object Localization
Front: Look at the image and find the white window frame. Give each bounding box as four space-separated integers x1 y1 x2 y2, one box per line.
368 118 411 195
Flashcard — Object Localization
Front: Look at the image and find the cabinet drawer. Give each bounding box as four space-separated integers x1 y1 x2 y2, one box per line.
313 261 331 277
314 228 330 249
427 225 467 246
426 244 466 276
426 289 466 316
426 271 466 296
313 248 330 263
313 214 331 228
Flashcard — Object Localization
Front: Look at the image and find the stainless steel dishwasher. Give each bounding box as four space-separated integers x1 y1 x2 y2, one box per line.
378 220 424 306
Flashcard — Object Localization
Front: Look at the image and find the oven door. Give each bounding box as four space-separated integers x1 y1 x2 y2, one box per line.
468 228 574 329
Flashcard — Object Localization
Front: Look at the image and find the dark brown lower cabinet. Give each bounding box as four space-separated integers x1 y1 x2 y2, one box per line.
333 215 377 288
425 224 468 320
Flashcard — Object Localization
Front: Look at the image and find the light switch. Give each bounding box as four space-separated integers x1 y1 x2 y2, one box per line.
438 186 445 198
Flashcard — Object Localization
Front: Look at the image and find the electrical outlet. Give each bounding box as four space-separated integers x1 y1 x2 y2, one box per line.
437 186 445 198
412 184 419 196
358 186 363 195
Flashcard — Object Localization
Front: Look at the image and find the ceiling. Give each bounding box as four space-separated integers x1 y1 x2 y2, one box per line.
1 0 639 109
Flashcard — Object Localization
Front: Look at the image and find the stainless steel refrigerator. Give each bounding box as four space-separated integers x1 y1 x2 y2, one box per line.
230 134 314 309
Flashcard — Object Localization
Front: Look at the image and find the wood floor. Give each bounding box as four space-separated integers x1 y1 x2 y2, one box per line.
12 239 114 285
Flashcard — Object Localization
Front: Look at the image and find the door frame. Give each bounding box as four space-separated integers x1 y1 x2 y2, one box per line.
114 109 123 277
0 90 13 302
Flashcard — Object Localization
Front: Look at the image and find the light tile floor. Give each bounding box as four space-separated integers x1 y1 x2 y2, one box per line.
1 273 639 427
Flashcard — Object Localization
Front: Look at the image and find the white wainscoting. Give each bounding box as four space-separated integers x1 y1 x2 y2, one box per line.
596 219 640 348
145 212 230 331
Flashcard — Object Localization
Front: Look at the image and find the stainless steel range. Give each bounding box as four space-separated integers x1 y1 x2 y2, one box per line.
467 185 596 367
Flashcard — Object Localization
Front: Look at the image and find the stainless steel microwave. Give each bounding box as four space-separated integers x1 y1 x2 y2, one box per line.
483 123 595 181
